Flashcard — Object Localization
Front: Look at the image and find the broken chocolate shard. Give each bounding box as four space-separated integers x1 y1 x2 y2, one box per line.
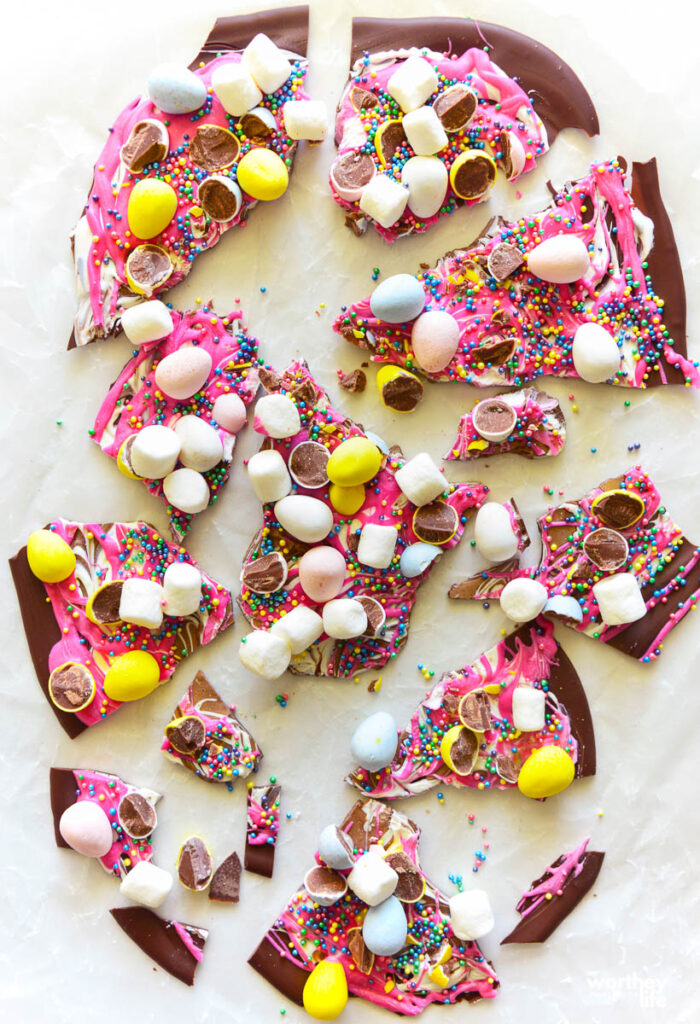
118 792 157 839
338 368 367 393
248 934 308 1006
348 928 375 973
110 907 208 986
189 124 239 172
241 551 288 594
209 851 242 903
245 783 281 879
177 836 213 892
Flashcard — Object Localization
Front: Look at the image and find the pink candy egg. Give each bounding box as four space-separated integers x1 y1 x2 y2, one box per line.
298 546 347 603
59 801 114 858
155 345 212 401
212 392 247 433
411 310 460 373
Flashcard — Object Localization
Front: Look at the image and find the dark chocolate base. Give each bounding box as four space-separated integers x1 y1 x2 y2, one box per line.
248 933 308 1005
49 767 79 847
110 907 207 986
501 850 604 943
191 5 308 68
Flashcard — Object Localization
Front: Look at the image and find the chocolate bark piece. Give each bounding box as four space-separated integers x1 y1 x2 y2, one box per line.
501 846 604 944
120 120 168 173
189 124 239 172
487 242 524 280
338 368 367 393
118 792 156 839
433 84 477 132
446 388 566 462
177 836 213 891
289 441 330 488
380 372 423 412
50 767 81 848
209 851 242 903
110 907 208 986
349 17 599 142
248 933 309 1006
245 783 281 878
331 151 375 193
241 551 288 594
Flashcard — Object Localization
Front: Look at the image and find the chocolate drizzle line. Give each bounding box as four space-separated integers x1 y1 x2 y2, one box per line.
501 849 604 944
110 907 207 986
349 17 599 142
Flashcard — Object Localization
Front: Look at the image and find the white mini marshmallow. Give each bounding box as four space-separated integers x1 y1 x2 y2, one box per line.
242 33 291 95
282 100 328 140
357 524 397 569
162 467 210 514
130 425 181 479
449 890 494 940
270 606 324 654
473 502 519 563
401 156 448 219
593 573 647 625
119 860 173 908
119 577 164 630
572 322 621 383
121 301 173 345
395 452 445 507
211 62 262 116
274 495 334 543
247 449 292 504
401 106 448 155
500 578 548 622
254 394 301 439
359 174 409 229
511 686 546 732
174 416 224 472
322 598 367 639
347 849 398 906
239 629 292 679
162 561 202 617
387 55 439 112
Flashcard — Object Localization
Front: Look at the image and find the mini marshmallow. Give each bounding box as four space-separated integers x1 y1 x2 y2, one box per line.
275 495 334 543
387 55 439 113
401 106 448 155
395 452 446 507
162 561 202 617
500 578 548 622
317 824 355 870
270 605 324 655
121 301 173 345
359 174 409 229
401 156 448 219
593 573 647 625
119 860 173 908
119 577 164 630
130 424 181 479
254 394 301 439
242 33 291 95
512 686 546 732
357 523 397 569
247 449 292 504
211 62 262 116
322 598 367 639
473 502 519 563
347 848 398 906
449 890 494 941
572 322 620 383
239 629 292 679
174 415 224 472
162 467 210 514
282 100 328 141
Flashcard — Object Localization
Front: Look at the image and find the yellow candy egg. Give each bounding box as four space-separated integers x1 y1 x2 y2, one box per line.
117 437 140 479
127 179 178 239
329 482 366 516
236 148 289 201
439 724 478 776
103 651 161 703
26 530 76 583
302 961 348 1021
517 746 576 799
327 437 382 487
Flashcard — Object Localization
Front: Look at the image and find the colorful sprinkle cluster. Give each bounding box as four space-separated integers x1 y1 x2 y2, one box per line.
73 769 156 878
445 387 566 461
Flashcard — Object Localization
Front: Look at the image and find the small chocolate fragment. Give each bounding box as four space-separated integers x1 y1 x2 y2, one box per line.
209 851 242 903
376 120 406 165
381 373 423 412
385 851 424 902
583 528 629 571
412 501 458 545
472 398 517 440
458 690 492 731
48 663 94 712
339 369 367 393
177 836 213 891
592 490 645 529
88 580 123 624
497 130 517 179
165 714 207 755
350 85 379 111
118 792 157 839
245 783 281 878
331 151 376 194
110 907 208 986
487 242 524 281
451 153 496 200
475 335 516 366
125 244 172 294
240 111 275 142
495 753 519 783
241 551 288 594
259 367 283 392
357 596 386 636
189 124 239 172
289 441 330 489
120 120 168 173
197 177 240 222
348 929 375 973
433 84 477 132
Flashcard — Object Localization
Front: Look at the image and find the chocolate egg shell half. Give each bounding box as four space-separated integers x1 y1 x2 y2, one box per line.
289 441 330 489
125 244 173 296
189 124 240 172
591 489 645 529
48 663 96 713
472 398 517 442
120 119 169 173
583 527 629 571
177 836 213 891
165 714 207 755
384 851 425 903
458 690 492 732
433 84 477 132
118 792 157 839
304 865 348 906
241 551 288 594
412 501 459 545
85 580 124 624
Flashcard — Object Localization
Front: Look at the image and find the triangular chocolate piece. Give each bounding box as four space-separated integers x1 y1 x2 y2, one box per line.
110 907 208 986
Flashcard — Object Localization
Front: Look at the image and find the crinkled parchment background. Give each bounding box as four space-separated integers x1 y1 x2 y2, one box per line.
1 1 699 1021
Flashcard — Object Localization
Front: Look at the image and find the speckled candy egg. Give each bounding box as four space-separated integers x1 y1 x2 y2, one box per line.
527 234 590 284
411 310 460 372
369 274 426 324
362 895 408 956
212 392 247 433
350 711 398 771
155 346 213 401
59 801 114 858
147 64 207 115
298 546 346 602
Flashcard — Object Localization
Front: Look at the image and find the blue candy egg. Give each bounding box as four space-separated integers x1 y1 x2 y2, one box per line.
369 274 426 324
365 430 390 456
543 595 583 623
400 542 440 578
362 896 408 956
350 711 397 772
148 64 207 115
